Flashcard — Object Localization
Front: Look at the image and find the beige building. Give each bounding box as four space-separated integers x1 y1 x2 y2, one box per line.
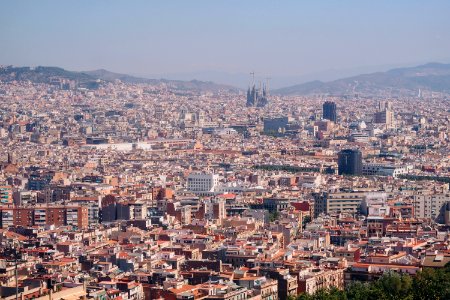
297 267 344 295
413 192 450 223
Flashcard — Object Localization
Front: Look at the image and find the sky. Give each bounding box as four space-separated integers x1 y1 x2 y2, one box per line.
1 0 450 87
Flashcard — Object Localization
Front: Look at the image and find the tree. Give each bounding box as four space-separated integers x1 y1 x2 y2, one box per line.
373 272 413 300
302 215 311 229
293 288 346 300
295 293 313 300
412 267 450 300
345 282 375 300
290 265 450 300
269 211 279 222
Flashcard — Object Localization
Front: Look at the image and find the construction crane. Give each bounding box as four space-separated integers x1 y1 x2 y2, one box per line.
265 77 271 95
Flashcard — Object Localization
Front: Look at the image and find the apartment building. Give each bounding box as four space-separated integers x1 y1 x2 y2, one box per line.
187 173 219 195
0 185 13 204
297 267 344 295
362 163 412 178
0 205 89 229
413 193 450 223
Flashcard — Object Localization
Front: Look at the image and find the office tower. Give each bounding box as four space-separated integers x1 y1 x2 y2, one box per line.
374 101 394 128
338 149 362 175
323 101 337 122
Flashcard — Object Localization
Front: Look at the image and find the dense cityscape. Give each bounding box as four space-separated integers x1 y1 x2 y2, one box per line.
0 67 449 300
2 1 450 300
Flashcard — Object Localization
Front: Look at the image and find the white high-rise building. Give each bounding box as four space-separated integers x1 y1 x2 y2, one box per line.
187 173 219 194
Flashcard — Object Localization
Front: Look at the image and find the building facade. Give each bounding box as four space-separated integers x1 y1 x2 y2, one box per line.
323 101 337 123
338 149 362 176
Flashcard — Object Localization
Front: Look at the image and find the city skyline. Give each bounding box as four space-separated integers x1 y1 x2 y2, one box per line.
1 1 450 87
1 2 450 300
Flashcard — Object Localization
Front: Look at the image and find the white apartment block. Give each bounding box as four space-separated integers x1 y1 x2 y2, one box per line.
187 173 219 194
362 163 412 178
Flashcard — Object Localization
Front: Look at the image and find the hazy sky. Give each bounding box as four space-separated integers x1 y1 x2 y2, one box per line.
1 0 450 80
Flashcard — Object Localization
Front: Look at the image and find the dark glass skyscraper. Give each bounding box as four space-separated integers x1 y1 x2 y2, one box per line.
323 101 337 122
338 149 362 175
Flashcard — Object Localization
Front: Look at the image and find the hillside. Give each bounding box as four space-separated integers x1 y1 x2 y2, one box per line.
0 65 237 92
274 63 450 96
0 66 93 83
85 69 237 92
84 69 158 84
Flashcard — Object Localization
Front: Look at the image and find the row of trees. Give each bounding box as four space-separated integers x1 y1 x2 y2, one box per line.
398 174 450 184
253 164 320 173
288 264 450 300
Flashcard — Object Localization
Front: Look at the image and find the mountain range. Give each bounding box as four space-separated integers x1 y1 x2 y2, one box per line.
273 63 450 96
143 63 420 89
0 66 237 92
84 69 238 92
1 63 450 95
